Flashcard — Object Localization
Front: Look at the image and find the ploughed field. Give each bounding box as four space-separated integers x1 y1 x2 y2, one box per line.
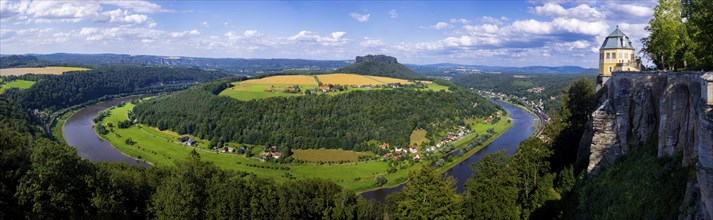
218 73 438 101
0 66 90 76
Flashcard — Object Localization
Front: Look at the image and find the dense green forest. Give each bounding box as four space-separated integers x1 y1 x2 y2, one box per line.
1 66 226 111
133 82 499 151
452 73 595 111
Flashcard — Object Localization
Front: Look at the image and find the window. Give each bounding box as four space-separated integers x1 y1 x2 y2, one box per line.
606 53 610 59
600 53 604 60
613 52 616 59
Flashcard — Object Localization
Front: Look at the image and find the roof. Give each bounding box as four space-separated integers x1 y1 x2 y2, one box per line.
600 26 634 50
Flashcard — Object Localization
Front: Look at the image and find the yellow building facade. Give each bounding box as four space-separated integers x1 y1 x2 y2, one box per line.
597 27 640 91
599 26 639 76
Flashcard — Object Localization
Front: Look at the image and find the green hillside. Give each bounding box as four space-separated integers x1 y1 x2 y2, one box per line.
334 55 424 80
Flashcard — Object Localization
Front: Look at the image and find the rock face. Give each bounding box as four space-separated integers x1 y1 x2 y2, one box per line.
355 55 398 64
580 71 713 219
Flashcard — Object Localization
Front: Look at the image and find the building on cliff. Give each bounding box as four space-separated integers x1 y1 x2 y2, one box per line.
596 26 642 91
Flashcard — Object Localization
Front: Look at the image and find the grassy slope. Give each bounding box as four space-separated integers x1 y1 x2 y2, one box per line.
0 80 36 94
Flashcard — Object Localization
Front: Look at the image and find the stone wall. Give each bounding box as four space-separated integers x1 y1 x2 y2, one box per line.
579 71 713 219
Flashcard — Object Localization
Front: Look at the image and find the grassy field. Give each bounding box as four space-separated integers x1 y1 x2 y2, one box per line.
317 73 405 86
219 83 317 101
0 80 36 94
97 96 507 191
292 149 373 162
0 66 89 76
410 129 429 146
243 75 317 85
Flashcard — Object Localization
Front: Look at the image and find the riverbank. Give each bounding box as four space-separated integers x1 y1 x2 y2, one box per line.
361 99 538 201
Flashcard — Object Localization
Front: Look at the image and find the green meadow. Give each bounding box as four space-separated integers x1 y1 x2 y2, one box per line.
0 80 35 94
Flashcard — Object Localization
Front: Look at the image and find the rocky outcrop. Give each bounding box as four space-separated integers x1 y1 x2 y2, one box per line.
355 55 398 64
580 71 713 219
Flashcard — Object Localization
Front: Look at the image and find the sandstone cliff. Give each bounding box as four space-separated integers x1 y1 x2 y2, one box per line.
355 55 398 64
579 71 713 219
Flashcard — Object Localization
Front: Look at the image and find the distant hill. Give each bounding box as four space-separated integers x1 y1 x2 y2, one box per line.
0 55 52 68
334 55 424 80
8 53 351 74
406 63 592 75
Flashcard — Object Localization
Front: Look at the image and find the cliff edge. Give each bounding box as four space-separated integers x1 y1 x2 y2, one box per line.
579 71 713 219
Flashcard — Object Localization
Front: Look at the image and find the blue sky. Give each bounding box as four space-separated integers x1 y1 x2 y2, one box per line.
0 0 656 67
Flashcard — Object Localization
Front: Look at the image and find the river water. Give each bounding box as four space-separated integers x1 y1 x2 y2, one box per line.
62 96 150 167
63 98 536 200
361 100 537 202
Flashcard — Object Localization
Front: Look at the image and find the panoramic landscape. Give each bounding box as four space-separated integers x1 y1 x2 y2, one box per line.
1 0 712 219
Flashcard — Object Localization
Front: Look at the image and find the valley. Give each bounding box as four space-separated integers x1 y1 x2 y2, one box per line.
79 72 511 191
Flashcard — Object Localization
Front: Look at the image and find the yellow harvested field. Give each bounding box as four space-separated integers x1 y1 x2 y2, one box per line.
317 73 386 86
243 75 317 85
0 66 90 76
368 76 413 84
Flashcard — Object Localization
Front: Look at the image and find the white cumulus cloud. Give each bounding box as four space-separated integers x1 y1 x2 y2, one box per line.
349 12 369 22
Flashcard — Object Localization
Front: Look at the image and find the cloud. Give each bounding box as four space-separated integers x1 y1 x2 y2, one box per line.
532 3 603 21
389 9 398 18
349 12 370 22
1 0 163 25
288 31 348 46
170 29 200 38
98 0 165 13
201 21 209 27
360 37 384 47
512 19 553 34
422 22 454 30
479 16 501 25
609 4 652 17
449 18 470 24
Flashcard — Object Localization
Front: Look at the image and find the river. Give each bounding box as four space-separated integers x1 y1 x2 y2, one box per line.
63 98 536 199
63 96 150 167
361 99 537 202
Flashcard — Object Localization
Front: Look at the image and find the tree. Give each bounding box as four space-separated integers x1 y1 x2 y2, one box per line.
464 151 520 219
0 127 31 219
642 0 688 70
512 137 555 218
685 0 713 70
386 167 462 219
15 139 94 218
547 78 595 171
374 174 387 187
149 156 219 218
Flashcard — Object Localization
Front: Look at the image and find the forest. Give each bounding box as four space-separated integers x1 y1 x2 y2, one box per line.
1 66 227 111
452 73 595 111
133 82 499 151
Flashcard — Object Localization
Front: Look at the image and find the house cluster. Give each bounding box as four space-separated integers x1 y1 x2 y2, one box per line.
382 143 421 160
260 145 283 160
527 87 545 94
430 126 471 150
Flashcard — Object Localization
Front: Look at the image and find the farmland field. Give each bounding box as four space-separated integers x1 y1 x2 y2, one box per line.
367 75 412 84
317 73 388 85
292 149 374 162
242 75 317 85
0 66 90 76
0 80 36 94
